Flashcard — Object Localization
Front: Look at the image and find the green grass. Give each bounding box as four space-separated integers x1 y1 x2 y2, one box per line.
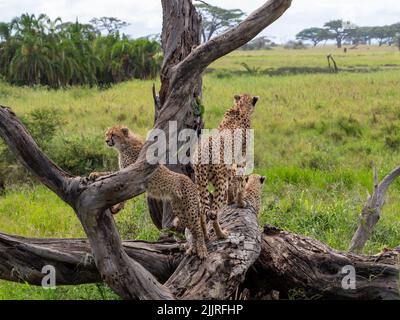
0 45 399 299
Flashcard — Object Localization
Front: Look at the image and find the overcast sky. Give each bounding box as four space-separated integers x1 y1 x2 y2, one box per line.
0 0 399 42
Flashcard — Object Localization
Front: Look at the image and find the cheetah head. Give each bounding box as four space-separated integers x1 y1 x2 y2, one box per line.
233 94 259 115
104 125 131 149
245 174 266 187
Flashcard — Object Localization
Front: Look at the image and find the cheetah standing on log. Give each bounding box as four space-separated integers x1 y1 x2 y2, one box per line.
90 125 208 259
147 165 208 259
89 125 144 214
194 94 259 239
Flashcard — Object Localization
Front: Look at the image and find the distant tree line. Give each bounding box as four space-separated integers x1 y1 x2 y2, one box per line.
296 19 400 48
195 1 400 51
0 14 162 88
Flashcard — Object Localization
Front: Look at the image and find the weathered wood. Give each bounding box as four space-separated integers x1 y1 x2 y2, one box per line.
0 232 182 285
165 204 261 299
148 0 203 233
246 225 399 300
349 166 400 253
1 222 398 300
0 203 261 300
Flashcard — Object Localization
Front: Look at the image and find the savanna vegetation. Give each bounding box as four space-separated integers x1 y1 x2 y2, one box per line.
0 14 161 88
0 43 399 299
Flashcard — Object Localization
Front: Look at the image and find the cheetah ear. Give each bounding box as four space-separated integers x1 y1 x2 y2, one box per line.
121 127 129 137
234 95 241 103
260 176 266 184
252 96 259 106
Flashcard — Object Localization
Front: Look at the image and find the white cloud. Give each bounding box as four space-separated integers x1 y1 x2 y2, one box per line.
0 0 399 40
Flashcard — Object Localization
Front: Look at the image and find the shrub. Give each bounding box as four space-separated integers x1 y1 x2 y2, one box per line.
240 62 261 75
299 151 337 171
47 135 116 176
385 135 400 150
336 116 362 137
22 107 64 147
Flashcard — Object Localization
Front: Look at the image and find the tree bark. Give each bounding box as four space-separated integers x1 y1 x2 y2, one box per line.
247 225 399 300
0 232 182 285
147 0 203 233
1 223 398 300
0 202 261 300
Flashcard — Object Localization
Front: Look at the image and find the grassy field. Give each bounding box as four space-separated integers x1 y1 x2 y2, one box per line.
0 45 399 299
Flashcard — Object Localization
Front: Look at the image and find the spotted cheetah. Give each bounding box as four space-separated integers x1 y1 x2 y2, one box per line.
194 94 259 239
90 125 208 259
147 165 208 259
89 125 144 214
242 174 266 213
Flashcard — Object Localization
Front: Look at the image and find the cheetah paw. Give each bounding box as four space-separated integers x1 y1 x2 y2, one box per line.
196 246 208 260
186 246 195 256
88 172 102 181
110 203 124 215
217 229 229 239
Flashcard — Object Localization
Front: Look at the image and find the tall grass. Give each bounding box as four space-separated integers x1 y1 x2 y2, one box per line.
0 45 399 299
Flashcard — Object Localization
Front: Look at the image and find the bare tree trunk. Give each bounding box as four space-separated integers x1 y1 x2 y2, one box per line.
148 0 203 233
349 166 400 253
0 0 294 300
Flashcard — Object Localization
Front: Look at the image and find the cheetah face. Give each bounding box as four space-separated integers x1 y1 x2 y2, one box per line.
104 125 130 149
233 94 259 115
245 174 266 186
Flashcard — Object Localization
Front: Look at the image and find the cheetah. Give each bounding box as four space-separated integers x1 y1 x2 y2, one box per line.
90 125 208 259
194 94 259 239
242 174 266 213
89 125 144 214
147 165 208 259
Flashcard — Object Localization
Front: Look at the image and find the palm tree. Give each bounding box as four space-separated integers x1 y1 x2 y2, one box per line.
0 13 162 88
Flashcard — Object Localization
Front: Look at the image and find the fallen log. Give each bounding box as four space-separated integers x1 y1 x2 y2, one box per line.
0 202 261 300
247 225 399 300
1 221 398 300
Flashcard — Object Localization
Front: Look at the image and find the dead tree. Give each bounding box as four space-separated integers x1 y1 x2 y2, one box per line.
327 54 339 72
349 166 400 253
147 0 203 232
0 0 399 300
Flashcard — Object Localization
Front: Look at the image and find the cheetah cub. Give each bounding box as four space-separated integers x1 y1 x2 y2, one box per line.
89 125 144 214
147 165 208 259
195 94 259 239
242 174 266 213
90 125 208 259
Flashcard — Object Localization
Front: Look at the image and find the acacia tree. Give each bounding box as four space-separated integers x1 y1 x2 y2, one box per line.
0 0 399 300
195 1 245 42
324 19 354 48
89 17 129 35
296 27 330 47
